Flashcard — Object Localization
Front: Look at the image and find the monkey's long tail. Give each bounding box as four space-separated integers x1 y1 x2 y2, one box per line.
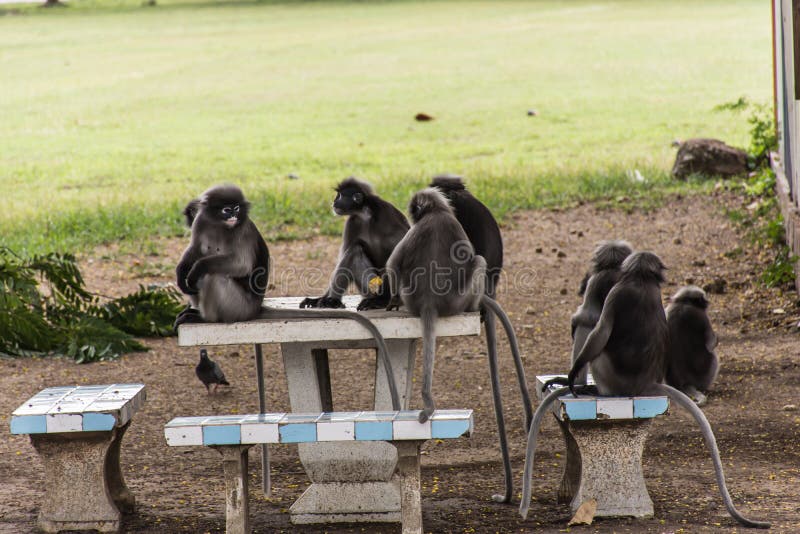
656 383 771 529
263 308 401 411
481 296 533 431
483 309 513 503
418 307 439 423
519 386 571 520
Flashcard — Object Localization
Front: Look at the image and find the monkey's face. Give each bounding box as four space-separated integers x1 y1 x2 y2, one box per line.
199 184 250 229
332 187 365 216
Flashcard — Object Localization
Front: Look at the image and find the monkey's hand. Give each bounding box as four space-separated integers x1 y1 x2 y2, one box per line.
185 265 204 293
299 296 345 309
566 368 580 396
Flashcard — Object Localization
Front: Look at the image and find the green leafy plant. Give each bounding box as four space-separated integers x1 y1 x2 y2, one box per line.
715 97 777 169
0 248 183 362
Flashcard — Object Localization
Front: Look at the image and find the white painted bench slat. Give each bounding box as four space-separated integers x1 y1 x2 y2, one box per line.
165 409 473 447
536 375 669 421
10 384 146 434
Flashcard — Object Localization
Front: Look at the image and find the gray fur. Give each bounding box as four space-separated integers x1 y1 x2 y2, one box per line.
569 240 633 385
520 252 770 529
665 285 719 405
387 188 532 504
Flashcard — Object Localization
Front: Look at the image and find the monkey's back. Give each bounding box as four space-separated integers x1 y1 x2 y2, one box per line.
573 268 622 329
441 189 503 295
395 211 478 316
665 303 717 389
600 283 668 394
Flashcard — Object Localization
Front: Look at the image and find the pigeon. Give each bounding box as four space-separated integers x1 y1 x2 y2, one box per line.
195 349 230 395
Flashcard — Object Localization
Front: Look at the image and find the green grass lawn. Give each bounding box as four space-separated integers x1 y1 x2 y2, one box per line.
0 0 772 255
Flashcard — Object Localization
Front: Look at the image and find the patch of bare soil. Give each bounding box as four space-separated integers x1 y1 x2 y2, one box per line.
2 190 799 533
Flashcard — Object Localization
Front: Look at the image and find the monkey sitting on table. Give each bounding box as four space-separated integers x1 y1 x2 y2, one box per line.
520 251 769 529
174 184 402 410
384 187 529 502
665 285 719 406
300 177 409 311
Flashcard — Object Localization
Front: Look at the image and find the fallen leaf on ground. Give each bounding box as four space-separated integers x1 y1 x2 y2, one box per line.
568 499 597 526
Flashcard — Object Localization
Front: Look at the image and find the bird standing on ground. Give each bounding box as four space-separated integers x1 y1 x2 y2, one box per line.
195 349 229 395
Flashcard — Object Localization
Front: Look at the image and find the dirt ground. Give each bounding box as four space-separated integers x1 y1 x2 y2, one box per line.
2 189 800 533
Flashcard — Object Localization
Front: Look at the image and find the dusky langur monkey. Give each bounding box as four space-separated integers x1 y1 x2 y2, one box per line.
175 184 402 409
520 252 769 529
385 188 529 503
545 240 633 389
430 174 531 504
665 286 719 406
300 177 409 311
429 175 503 296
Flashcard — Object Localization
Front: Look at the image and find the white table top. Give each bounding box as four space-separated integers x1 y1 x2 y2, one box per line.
177 295 481 347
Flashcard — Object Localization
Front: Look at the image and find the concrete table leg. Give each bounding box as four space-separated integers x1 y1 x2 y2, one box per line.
30 428 123 533
105 421 135 513
555 417 581 504
282 339 417 524
217 445 253 534
394 441 423 534
567 419 655 518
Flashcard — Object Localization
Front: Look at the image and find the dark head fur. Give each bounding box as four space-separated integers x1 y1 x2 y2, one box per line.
408 187 453 223
670 285 708 309
591 240 633 272
198 184 251 227
333 177 375 216
430 174 467 192
335 177 374 195
620 251 666 284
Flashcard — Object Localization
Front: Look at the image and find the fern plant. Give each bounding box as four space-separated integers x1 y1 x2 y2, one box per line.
0 247 183 362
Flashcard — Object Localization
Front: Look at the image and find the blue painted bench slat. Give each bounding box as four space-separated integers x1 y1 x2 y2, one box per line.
536 375 669 421
165 409 473 447
11 384 146 434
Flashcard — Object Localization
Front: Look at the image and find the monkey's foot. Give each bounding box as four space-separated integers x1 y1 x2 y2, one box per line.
683 387 708 406
542 377 570 391
356 295 388 311
299 296 346 309
174 308 203 330
418 407 434 423
570 385 599 396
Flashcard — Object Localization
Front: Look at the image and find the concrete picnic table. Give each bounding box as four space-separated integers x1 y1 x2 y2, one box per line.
177 295 480 525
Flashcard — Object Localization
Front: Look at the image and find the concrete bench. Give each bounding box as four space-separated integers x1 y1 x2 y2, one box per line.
164 409 473 534
536 375 669 518
10 383 146 533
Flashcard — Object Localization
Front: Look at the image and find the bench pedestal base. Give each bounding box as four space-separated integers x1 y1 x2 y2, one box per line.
282 339 416 524
558 418 654 518
30 422 134 533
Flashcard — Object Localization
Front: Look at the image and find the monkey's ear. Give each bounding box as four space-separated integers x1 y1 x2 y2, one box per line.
353 192 364 204
183 199 201 227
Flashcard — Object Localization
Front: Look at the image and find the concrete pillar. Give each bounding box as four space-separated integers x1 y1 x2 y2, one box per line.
218 445 253 534
395 440 423 534
31 429 122 533
567 419 655 518
282 339 416 524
